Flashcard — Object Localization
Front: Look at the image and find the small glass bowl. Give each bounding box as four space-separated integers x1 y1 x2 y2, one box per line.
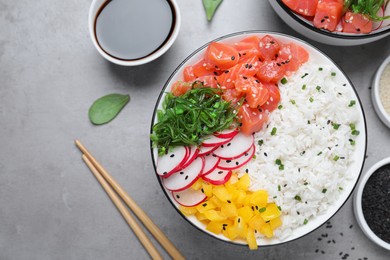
372 55 390 128
353 157 390 250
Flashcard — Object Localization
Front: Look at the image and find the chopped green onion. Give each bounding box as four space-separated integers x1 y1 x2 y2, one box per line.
290 99 296 105
331 72 336 76
309 97 314 103
317 151 322 156
348 100 356 107
333 155 340 161
332 123 341 130
259 207 266 213
278 185 281 191
349 139 356 145
316 86 321 91
281 77 287 84
294 195 302 202
279 165 284 170
349 123 356 130
303 219 309 225
302 84 307 90
278 104 283 109
304 181 308 186
352 130 360 136
258 139 264 146
339 187 343 191
271 127 277 135
277 206 282 211
318 67 323 71
322 188 327 194
275 159 282 165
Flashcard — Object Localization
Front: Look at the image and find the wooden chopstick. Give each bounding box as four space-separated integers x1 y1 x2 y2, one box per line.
75 140 185 260
82 155 163 260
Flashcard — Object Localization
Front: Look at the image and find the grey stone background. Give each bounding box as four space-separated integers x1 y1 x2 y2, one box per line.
0 0 389 259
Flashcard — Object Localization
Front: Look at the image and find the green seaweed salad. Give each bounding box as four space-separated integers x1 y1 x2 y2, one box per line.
151 83 239 155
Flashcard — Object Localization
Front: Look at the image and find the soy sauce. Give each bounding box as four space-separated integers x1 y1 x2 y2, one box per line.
94 0 175 61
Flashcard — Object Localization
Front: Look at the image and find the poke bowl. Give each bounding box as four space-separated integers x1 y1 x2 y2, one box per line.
150 31 367 249
269 0 390 46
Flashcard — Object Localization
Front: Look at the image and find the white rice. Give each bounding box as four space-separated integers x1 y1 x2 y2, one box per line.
245 60 360 240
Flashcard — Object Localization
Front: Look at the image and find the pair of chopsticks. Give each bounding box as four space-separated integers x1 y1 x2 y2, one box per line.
75 140 185 260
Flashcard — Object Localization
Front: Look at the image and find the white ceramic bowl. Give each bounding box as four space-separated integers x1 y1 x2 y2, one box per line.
372 55 390 128
88 0 181 66
151 31 367 246
353 157 390 250
269 0 390 46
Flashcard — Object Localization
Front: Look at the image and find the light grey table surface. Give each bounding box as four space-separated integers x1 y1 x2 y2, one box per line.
1 0 389 259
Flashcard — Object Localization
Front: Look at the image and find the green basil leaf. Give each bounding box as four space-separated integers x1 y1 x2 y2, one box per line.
88 93 130 125
203 0 223 21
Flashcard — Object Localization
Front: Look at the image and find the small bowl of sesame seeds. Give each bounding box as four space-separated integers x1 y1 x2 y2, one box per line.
371 55 390 128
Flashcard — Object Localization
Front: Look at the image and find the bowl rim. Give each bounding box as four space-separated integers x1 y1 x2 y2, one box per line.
274 0 390 39
150 30 367 247
372 55 390 127
353 157 390 250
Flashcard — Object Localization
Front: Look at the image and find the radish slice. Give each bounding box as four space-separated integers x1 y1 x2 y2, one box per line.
217 144 255 170
162 156 204 191
181 145 199 168
213 133 254 159
172 189 207 207
201 135 233 147
202 169 232 185
214 129 239 139
156 146 189 178
201 154 220 176
373 7 384 30
198 145 218 156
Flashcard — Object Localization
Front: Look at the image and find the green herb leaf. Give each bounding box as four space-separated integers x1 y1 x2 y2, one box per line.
332 123 341 130
203 0 223 21
88 93 130 125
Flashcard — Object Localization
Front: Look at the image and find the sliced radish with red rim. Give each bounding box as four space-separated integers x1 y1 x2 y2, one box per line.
200 153 220 176
201 135 233 147
172 189 207 207
202 168 232 185
213 133 254 160
181 145 199 168
214 128 239 139
217 144 255 170
162 156 204 191
198 145 218 156
156 146 189 178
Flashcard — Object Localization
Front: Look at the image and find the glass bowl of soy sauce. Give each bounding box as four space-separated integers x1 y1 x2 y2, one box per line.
354 157 390 250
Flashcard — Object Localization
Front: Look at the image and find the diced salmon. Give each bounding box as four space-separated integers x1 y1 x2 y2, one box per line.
342 11 373 34
282 0 319 17
313 0 343 32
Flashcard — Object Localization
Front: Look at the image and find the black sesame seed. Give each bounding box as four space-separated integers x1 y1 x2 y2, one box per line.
179 171 184 175
235 162 239 166
226 160 231 163
185 175 188 180
170 154 175 158
227 143 231 147
231 56 235 60
264 152 268 157
245 169 249 173
218 171 223 174
315 249 319 253
176 195 180 199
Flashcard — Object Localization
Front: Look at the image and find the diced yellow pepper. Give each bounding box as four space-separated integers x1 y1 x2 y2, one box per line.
201 182 213 197
237 174 250 191
237 206 254 223
221 202 238 218
260 203 281 221
226 225 240 240
235 190 247 206
270 217 282 230
206 221 223 234
246 228 258 250
196 200 216 213
179 205 197 216
213 186 232 202
204 210 227 222
259 223 274 238
249 190 268 207
248 214 266 231
209 195 223 208
191 178 203 190
195 212 207 221
225 184 239 201
234 216 248 238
